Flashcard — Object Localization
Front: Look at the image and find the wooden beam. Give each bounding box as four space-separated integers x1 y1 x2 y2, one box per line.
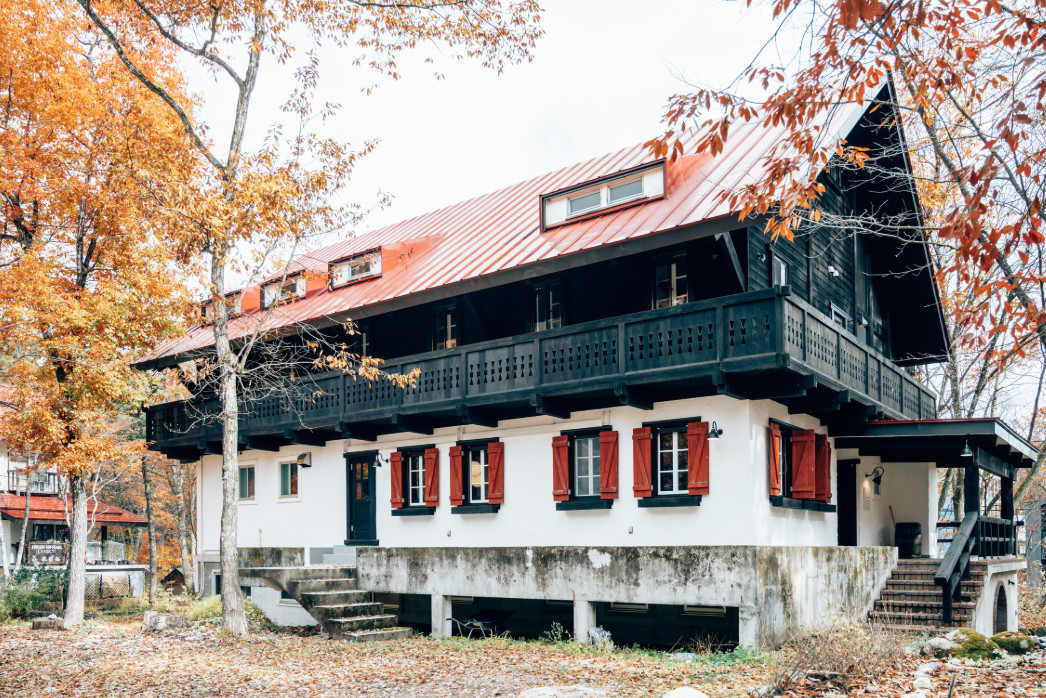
532 395 570 420
338 421 377 442
615 383 653 410
283 429 328 447
715 233 746 292
973 447 1015 480
788 390 849 416
243 435 284 452
456 405 499 428
392 413 434 435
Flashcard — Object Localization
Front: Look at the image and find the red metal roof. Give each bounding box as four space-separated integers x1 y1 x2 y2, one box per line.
145 105 863 365
0 493 148 526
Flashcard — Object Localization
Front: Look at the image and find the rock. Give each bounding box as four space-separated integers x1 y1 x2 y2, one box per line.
912 675 933 691
31 616 64 631
915 662 938 675
899 692 927 698
587 625 614 651
662 689 711 698
948 627 1002 661
990 631 1035 655
141 611 190 633
921 637 958 657
519 687 607 698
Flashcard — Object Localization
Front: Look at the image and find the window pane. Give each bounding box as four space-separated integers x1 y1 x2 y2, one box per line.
655 263 671 308
247 468 254 498
289 463 298 496
239 468 247 499
568 190 601 215
608 178 642 203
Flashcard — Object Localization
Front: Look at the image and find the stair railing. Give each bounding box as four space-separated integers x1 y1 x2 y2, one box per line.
934 513 979 625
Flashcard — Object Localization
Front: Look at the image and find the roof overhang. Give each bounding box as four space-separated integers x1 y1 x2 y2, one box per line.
830 418 1038 471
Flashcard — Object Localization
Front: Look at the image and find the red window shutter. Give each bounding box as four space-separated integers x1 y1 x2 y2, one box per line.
791 429 816 499
632 427 653 498
768 424 782 497
552 435 570 501
599 430 619 500
449 445 465 506
488 441 505 505
686 421 710 495
423 447 440 507
815 434 832 503
389 451 404 509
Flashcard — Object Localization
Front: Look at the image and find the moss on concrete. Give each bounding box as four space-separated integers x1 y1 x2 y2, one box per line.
991 631 1035 655
951 627 1001 660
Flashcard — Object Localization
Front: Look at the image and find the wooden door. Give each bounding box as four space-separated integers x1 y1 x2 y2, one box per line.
346 454 377 544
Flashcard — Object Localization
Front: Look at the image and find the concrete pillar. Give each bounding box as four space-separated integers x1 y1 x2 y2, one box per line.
430 594 453 638
738 604 761 649
573 597 596 644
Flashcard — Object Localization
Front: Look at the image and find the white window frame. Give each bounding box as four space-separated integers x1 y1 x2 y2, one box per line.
573 435 601 498
830 304 850 331
467 445 489 504
434 305 458 350
542 164 664 229
771 252 789 287
656 428 688 495
279 461 299 499
406 452 425 506
566 174 645 218
655 255 688 309
330 250 382 288
533 282 563 332
262 276 305 308
238 465 256 501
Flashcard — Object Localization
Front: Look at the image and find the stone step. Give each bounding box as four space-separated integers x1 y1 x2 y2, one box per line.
328 614 400 633
880 589 976 602
875 623 949 634
874 599 975 614
340 627 413 642
870 610 970 624
310 602 384 621
300 590 372 607
288 577 359 594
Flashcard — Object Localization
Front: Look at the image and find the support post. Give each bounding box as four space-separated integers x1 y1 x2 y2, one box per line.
430 594 453 638
573 597 596 644
964 461 980 516
1001 474 1014 555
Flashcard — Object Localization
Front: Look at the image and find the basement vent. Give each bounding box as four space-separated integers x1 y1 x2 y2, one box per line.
682 605 728 617
450 596 475 605
544 600 573 610
608 602 649 614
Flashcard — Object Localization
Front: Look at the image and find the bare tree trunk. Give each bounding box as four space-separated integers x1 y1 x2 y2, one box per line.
0 515 10 581
14 485 30 571
141 455 157 605
173 463 194 595
65 474 88 627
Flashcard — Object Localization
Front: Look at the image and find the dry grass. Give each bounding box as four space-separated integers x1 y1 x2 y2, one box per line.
771 615 912 693
1018 565 1046 631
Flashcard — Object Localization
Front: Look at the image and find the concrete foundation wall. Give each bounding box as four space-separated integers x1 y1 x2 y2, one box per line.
357 544 896 647
971 559 1025 636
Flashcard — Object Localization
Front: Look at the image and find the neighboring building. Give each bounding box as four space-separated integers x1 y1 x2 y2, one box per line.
143 84 1034 647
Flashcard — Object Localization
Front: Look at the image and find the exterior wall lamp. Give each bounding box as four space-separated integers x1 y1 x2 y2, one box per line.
865 465 884 487
296 452 312 467
708 421 724 440
827 265 842 278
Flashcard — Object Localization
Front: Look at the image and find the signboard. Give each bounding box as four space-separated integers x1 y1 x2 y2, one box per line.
29 542 66 566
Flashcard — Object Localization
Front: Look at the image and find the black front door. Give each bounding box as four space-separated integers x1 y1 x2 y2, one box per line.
346 453 377 544
837 459 858 546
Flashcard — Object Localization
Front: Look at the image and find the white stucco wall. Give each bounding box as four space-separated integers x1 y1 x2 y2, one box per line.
195 395 907 553
838 452 935 554
971 559 1025 636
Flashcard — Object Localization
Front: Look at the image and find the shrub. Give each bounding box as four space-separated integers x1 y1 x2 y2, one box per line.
950 627 1001 661
0 567 68 619
772 616 909 693
990 631 1035 655
187 594 222 621
540 621 569 644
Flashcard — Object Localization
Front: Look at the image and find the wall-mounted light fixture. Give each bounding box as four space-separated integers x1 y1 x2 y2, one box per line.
757 252 768 262
827 265 842 278
296 452 312 468
708 421 724 440
865 465 884 487
858 314 870 328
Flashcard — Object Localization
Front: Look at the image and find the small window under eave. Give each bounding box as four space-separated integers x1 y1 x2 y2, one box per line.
541 162 665 230
330 248 382 289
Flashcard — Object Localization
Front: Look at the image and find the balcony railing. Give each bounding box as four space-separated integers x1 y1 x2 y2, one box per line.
5 469 62 495
146 288 936 450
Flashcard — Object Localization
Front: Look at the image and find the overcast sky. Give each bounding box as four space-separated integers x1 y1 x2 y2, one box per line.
202 1 786 237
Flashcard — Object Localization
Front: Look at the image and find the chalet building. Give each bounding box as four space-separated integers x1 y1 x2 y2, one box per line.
143 86 1034 647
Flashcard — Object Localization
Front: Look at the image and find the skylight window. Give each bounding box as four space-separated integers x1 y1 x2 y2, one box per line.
542 163 665 230
330 249 382 288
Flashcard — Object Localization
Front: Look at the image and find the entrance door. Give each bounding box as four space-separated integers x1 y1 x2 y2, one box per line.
346 453 377 544
837 459 858 546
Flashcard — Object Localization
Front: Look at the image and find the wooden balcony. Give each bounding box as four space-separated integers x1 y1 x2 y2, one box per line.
146 287 936 460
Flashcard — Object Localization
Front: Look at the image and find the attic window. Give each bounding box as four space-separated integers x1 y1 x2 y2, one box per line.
542 163 665 230
263 276 305 308
201 293 242 323
330 249 382 288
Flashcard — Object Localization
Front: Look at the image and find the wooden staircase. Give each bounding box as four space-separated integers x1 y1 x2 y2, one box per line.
869 558 988 632
243 566 411 641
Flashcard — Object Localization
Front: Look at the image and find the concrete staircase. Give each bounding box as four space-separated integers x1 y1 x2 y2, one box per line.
869 558 987 632
244 565 410 642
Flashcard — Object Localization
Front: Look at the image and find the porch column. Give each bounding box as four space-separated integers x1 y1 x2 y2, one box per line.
573 597 596 644
430 594 453 638
1001 474 1014 555
964 461 980 516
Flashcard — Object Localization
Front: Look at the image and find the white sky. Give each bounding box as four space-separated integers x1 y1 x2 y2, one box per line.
198 1 786 237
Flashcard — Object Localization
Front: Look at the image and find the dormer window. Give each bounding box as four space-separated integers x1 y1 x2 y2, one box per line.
201 293 243 323
330 249 382 288
542 163 665 230
263 276 305 308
